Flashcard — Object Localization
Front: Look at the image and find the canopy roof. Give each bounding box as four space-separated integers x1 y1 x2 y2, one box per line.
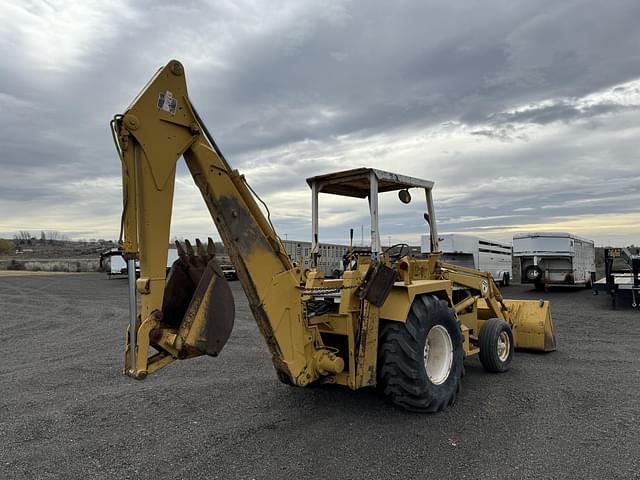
306 167 434 198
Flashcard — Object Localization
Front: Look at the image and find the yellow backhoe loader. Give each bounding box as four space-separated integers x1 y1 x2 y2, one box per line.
110 60 556 412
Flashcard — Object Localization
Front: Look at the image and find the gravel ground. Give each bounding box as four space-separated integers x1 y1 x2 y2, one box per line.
1 273 638 479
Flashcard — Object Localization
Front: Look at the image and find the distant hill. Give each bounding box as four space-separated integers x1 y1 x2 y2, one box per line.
0 239 118 272
5 239 118 259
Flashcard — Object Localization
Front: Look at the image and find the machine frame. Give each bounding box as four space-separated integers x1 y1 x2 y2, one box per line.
109 60 556 412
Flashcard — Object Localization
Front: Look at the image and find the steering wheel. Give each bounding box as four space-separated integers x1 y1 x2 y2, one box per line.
384 243 409 262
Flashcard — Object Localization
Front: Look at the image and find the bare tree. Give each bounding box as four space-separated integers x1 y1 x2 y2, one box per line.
14 231 32 245
46 231 61 244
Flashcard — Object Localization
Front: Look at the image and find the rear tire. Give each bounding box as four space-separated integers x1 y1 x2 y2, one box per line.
502 273 510 287
378 295 464 413
479 318 514 373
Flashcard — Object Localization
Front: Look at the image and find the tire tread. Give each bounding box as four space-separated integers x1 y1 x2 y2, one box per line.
378 295 464 413
478 318 513 373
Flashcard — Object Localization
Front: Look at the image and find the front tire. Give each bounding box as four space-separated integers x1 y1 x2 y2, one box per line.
378 295 464 413
478 318 514 373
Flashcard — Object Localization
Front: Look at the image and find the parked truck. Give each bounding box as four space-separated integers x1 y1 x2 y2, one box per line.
101 247 178 277
513 232 595 289
422 234 512 286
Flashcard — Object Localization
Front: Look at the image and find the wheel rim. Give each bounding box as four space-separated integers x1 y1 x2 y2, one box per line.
497 330 510 362
424 325 453 385
526 267 541 281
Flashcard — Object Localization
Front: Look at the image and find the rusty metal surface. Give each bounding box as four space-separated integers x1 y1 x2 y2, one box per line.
162 238 219 328
161 237 235 357
358 263 397 307
178 262 235 356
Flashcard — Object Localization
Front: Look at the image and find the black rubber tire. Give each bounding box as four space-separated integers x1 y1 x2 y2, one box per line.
502 273 510 287
478 318 514 373
524 265 542 283
378 295 464 413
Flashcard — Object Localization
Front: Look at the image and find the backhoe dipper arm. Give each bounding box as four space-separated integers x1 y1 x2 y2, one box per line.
112 60 341 383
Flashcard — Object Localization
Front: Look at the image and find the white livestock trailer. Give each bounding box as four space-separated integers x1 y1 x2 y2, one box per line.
421 233 513 286
513 232 595 289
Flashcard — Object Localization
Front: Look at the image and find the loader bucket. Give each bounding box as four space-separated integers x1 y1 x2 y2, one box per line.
161 238 235 358
503 299 556 352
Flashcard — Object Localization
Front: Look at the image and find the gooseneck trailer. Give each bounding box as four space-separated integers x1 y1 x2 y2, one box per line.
593 247 640 309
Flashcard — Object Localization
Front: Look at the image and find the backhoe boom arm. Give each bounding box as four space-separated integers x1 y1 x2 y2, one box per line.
112 60 339 383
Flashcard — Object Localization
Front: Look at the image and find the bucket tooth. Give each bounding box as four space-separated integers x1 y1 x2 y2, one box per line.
184 239 196 258
175 239 186 258
207 237 216 256
196 238 206 257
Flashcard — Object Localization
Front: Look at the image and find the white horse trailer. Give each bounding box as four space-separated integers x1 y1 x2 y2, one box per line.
421 233 513 285
513 232 595 289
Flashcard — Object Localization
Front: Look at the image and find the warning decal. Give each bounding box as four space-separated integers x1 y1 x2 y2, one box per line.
157 90 177 114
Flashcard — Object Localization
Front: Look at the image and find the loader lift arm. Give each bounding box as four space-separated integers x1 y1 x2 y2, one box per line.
112 60 341 384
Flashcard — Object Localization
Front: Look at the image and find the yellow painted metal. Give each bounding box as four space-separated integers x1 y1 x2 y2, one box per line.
437 260 557 353
339 270 362 314
475 296 556 352
379 280 452 321
504 299 557 351
453 294 479 314
112 59 556 398
354 303 379 388
113 60 323 383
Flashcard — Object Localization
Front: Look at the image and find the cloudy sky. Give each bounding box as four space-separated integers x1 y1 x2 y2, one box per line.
1 0 639 247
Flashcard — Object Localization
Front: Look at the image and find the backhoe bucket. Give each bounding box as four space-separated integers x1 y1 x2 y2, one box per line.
162 238 235 358
504 299 556 352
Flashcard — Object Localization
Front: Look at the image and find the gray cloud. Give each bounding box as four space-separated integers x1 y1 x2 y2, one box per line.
1 0 639 245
